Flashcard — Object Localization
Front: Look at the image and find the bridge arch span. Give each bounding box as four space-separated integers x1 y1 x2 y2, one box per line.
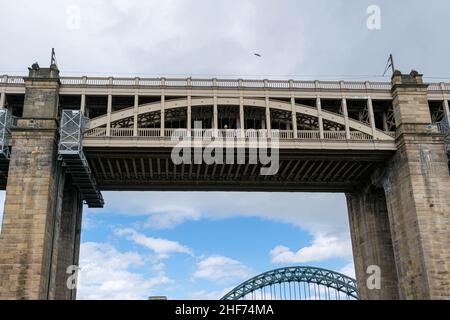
221 266 359 300
88 97 393 140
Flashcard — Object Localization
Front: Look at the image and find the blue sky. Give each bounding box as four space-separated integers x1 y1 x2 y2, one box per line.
1 0 449 300
77 192 353 299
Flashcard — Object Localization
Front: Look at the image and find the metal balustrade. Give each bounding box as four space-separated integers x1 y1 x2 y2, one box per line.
350 131 373 140
275 130 295 139
297 130 320 139
84 128 395 141
85 128 107 137
323 131 347 140
292 81 316 89
111 128 134 137
0 75 448 93
428 83 442 91
138 128 160 137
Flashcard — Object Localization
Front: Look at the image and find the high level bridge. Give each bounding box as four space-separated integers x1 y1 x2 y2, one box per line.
0 62 449 300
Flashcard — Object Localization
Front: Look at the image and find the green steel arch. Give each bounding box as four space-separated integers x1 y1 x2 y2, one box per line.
221 266 359 300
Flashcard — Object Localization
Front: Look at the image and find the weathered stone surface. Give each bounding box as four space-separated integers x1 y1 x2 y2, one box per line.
346 186 399 300
54 180 83 300
0 67 67 300
383 71 450 299
0 128 63 299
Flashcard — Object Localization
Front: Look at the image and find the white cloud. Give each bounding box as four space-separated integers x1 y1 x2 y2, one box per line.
143 207 202 230
270 233 352 264
115 228 192 257
77 242 171 300
2 1 449 80
193 255 252 285
99 192 350 237
338 262 356 279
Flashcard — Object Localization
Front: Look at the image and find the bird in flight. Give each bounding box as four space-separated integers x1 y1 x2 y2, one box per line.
254 53 262 57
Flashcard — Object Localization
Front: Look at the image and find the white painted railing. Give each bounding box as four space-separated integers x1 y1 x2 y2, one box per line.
1 75 448 93
350 131 373 140
428 83 442 91
318 82 341 90
111 128 134 137
165 79 188 86
267 80 290 88
139 79 162 86
86 78 110 85
5 76 24 84
113 78 136 86
62 77 83 85
85 128 107 137
192 129 215 138
218 129 241 138
138 128 160 137
273 130 295 139
245 130 268 139
369 82 391 90
297 131 320 139
165 128 191 137
241 80 265 88
323 131 347 140
191 79 214 87
292 81 316 89
84 127 398 142
217 80 240 87
345 82 367 90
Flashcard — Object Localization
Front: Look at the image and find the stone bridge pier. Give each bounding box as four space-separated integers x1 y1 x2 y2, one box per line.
347 71 450 300
0 66 83 300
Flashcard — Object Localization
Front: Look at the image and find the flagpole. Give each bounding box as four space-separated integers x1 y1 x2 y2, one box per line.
382 54 395 76
389 54 395 73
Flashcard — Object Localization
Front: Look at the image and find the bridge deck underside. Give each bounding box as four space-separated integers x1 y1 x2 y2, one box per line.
85 148 393 192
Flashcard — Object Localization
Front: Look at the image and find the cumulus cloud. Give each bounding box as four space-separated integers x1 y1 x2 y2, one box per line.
338 262 356 279
77 242 171 300
143 206 202 230
115 228 193 257
2 1 449 79
193 255 252 285
270 233 352 264
100 192 350 237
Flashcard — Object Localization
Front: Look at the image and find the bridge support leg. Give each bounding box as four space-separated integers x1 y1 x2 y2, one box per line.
54 180 83 300
0 65 65 300
383 71 450 299
0 127 64 299
346 186 399 300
